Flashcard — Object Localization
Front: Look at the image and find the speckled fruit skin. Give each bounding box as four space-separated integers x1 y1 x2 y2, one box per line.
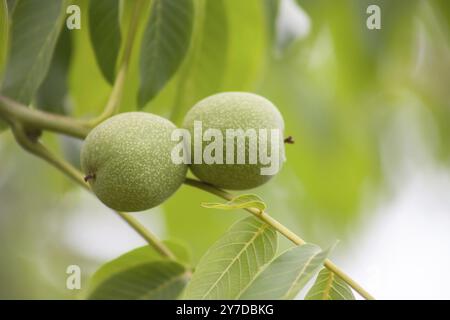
182 92 286 190
81 112 187 212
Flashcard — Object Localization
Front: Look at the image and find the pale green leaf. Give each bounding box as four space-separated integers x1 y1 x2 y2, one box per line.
138 0 194 107
305 268 355 300
239 244 329 300
201 194 267 213
183 216 278 299
86 241 191 300
1 0 66 104
88 0 121 84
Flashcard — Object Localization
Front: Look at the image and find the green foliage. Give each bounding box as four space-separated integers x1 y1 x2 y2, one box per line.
146 0 267 121
183 217 278 299
0 0 8 82
88 261 189 300
88 0 121 84
138 0 194 107
168 0 228 123
202 194 267 213
240 244 329 299
1 0 449 301
0 0 66 104
36 28 72 114
306 268 355 300
86 241 191 299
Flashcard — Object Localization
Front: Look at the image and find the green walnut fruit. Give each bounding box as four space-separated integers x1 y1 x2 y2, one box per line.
182 92 286 190
81 112 187 212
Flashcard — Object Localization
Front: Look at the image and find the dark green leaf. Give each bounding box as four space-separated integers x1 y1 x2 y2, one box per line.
306 268 355 300
36 28 72 114
88 261 189 300
183 216 278 299
86 241 191 300
144 0 267 122
138 0 194 107
169 0 228 123
239 244 329 299
1 0 66 104
88 0 121 84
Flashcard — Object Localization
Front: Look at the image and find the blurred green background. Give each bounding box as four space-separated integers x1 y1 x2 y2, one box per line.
0 0 449 299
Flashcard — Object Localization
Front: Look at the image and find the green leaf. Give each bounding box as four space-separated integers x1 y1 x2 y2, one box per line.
202 194 267 213
168 0 228 123
36 28 72 114
144 0 267 121
183 216 278 299
86 241 191 300
87 241 191 291
0 0 66 104
88 0 121 84
305 268 355 300
138 0 194 107
239 244 329 300
88 261 189 300
0 0 8 82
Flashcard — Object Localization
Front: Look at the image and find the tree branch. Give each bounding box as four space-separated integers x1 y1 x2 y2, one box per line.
0 95 90 139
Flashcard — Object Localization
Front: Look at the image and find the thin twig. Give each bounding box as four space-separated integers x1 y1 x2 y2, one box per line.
0 95 90 139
